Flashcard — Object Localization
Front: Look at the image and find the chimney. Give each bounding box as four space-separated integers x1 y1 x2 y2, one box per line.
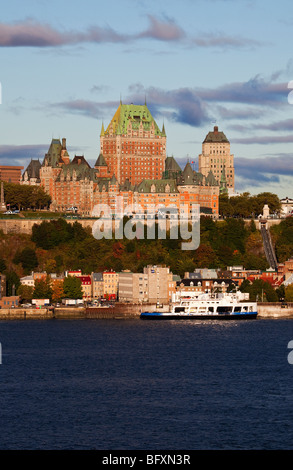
214 126 218 133
62 138 66 149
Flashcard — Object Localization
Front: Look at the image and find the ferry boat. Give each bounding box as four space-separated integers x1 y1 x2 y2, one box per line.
140 292 257 320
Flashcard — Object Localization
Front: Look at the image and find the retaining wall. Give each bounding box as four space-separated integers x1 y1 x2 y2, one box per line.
1 303 293 320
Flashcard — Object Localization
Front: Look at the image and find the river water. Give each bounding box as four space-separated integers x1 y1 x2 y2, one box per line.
0 317 293 450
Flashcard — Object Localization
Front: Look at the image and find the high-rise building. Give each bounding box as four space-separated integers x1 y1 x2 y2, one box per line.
100 101 166 185
198 126 234 193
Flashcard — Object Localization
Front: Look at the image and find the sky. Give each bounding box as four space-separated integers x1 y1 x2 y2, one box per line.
0 0 293 198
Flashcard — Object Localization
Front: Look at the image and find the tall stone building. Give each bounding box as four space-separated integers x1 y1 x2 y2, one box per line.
100 101 166 185
198 126 234 193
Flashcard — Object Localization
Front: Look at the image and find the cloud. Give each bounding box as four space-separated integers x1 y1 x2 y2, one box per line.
0 144 48 165
0 17 262 51
0 17 185 47
216 105 264 120
124 77 287 127
137 15 185 41
0 19 129 47
232 135 293 144
231 118 293 133
53 99 118 120
53 86 210 127
51 74 287 129
234 155 293 188
192 33 261 49
195 76 287 106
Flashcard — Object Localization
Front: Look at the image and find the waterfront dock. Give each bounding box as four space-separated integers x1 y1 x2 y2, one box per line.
0 302 293 320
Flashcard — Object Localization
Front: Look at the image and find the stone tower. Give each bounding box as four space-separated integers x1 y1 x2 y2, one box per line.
198 126 234 193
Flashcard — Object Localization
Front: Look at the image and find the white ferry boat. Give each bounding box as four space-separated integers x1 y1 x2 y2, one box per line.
140 292 257 320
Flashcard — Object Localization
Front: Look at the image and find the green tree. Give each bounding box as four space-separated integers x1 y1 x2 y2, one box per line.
17 284 34 303
13 247 38 274
31 218 87 249
219 191 280 218
33 276 52 300
285 285 293 302
241 278 278 302
63 275 83 299
276 284 285 302
5 270 20 296
3 181 50 211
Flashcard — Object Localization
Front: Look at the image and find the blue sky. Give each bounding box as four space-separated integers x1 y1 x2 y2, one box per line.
1 0 293 198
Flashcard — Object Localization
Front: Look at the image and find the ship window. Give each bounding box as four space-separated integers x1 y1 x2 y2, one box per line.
217 306 233 313
234 306 241 312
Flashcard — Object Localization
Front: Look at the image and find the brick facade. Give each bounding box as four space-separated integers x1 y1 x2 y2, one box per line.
22 103 220 218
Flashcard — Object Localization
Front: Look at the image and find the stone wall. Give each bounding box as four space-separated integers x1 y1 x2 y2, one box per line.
0 218 97 235
257 303 293 318
0 216 286 236
1 302 293 320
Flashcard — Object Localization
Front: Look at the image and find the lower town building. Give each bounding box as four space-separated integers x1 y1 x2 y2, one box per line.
278 258 293 279
118 271 149 303
92 272 104 300
0 273 6 298
0 296 19 308
103 271 119 300
118 265 176 304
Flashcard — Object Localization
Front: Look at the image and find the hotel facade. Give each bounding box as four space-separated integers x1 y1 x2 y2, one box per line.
22 102 231 218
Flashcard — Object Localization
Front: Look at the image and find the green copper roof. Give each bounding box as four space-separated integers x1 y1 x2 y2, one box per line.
105 102 165 136
42 138 63 167
137 179 179 193
219 168 228 194
165 156 181 172
177 162 206 186
205 170 219 186
95 153 107 167
23 159 41 181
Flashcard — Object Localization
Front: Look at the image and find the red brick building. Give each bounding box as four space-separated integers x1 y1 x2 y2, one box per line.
21 102 220 218
100 101 166 185
0 165 24 184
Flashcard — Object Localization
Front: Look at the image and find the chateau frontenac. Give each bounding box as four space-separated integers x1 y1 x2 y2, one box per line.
22 102 233 218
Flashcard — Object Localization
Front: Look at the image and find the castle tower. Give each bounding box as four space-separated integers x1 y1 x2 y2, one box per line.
100 101 166 185
198 126 234 193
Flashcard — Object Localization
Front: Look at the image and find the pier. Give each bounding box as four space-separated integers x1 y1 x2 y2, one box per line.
0 302 293 320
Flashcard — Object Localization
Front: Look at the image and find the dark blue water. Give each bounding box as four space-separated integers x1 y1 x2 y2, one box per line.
0 317 293 450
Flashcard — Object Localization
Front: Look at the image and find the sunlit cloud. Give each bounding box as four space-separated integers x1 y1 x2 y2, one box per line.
0 16 262 51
